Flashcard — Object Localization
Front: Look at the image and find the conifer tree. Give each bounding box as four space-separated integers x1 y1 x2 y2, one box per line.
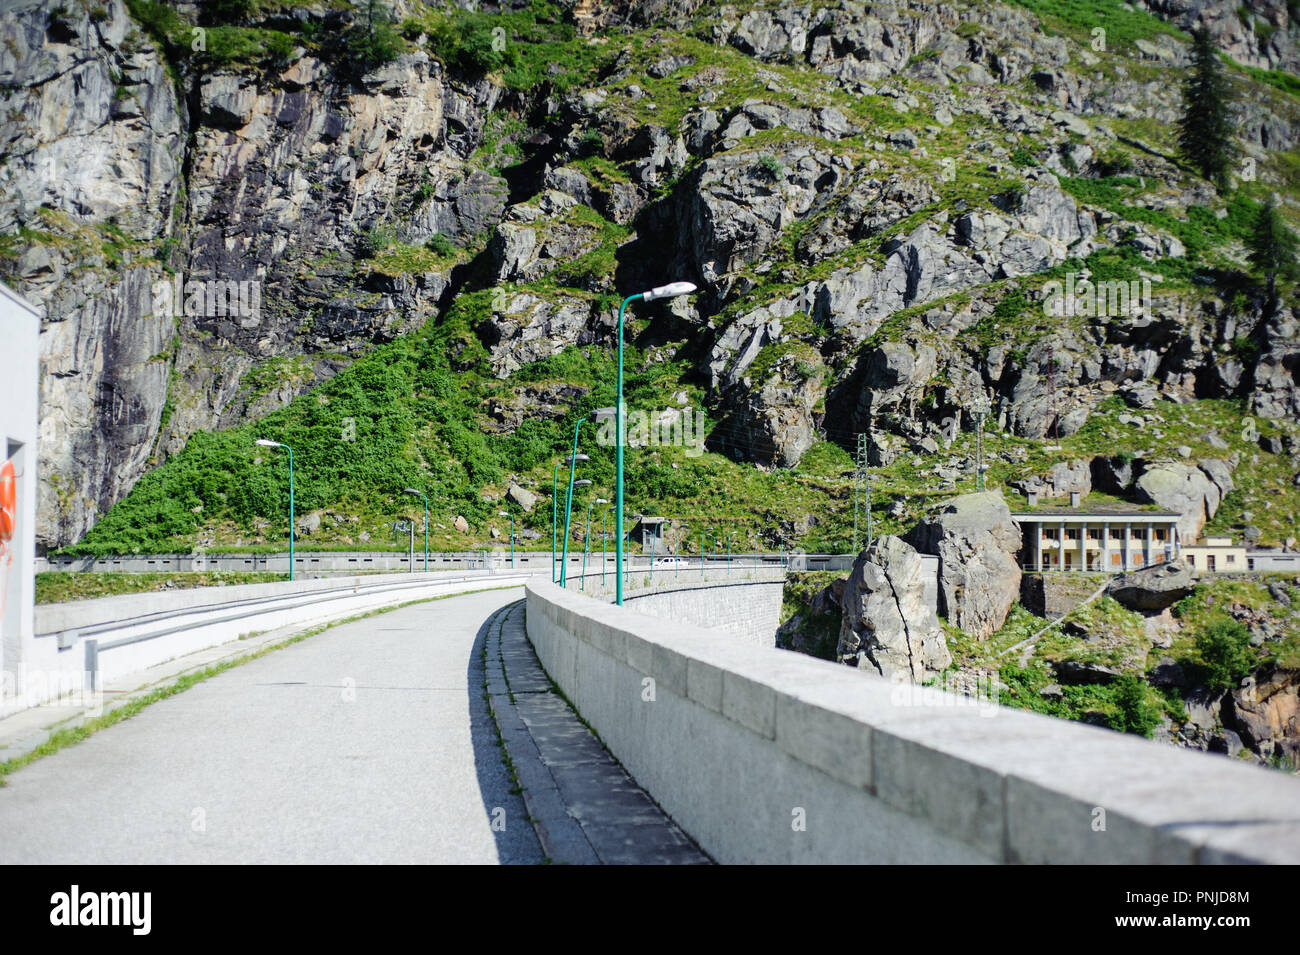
1247 197 1300 308
1178 28 1236 187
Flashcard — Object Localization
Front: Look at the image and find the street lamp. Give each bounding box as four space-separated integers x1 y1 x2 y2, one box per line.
612 281 697 606
561 478 591 587
554 454 587 582
255 439 294 581
403 488 428 572
498 510 514 568
583 498 608 591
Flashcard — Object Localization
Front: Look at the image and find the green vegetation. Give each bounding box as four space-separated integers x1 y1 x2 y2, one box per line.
1178 28 1236 187
1246 197 1300 306
777 571 842 660
1192 617 1256 692
35 571 287 604
1007 0 1185 51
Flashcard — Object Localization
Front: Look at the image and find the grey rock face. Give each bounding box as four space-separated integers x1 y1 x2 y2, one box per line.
838 535 951 682
478 291 605 378
906 491 1022 639
0 0 183 547
1133 461 1233 541
1107 561 1196 612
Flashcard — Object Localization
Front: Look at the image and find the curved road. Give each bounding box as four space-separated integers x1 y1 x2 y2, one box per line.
0 588 542 864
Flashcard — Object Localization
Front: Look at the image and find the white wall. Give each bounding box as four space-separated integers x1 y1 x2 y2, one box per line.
0 282 40 699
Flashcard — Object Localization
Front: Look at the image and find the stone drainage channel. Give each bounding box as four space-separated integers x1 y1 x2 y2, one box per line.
482 600 710 865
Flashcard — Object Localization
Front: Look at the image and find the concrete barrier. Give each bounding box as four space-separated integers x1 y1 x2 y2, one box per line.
525 577 1300 864
558 565 787 646
3 570 540 717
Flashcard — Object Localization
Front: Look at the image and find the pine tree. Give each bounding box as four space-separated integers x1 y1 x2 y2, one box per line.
1247 197 1300 307
1178 28 1236 187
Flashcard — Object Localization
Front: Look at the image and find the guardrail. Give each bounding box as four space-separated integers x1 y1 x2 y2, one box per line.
9 569 542 715
36 551 856 574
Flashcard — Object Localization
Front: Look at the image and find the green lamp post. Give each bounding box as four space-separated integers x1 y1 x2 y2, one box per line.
553 454 587 582
256 439 295 581
561 477 591 587
403 488 428 572
612 282 697 606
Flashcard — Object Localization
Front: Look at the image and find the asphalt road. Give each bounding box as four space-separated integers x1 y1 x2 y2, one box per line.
0 587 543 864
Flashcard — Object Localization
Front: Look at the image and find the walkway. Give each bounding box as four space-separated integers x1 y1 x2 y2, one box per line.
0 586 705 864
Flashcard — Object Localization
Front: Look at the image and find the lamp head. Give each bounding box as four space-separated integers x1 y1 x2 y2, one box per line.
255 439 282 448
566 453 590 464
595 498 609 504
574 479 593 487
402 488 421 496
642 281 697 302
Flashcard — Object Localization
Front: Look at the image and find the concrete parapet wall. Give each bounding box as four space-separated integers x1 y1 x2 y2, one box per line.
525 578 1300 864
560 566 787 647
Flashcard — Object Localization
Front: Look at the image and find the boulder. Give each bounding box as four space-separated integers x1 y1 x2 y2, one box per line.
296 512 322 536
1133 462 1228 541
454 515 470 534
1224 668 1300 766
905 491 1022 639
1052 660 1120 685
506 483 538 513
1106 560 1195 612
837 536 951 682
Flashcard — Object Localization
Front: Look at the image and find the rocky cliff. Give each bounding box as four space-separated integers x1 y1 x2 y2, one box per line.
2 0 1298 557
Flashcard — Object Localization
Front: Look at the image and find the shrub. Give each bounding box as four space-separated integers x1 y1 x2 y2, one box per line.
357 225 395 259
425 233 456 257
757 154 784 180
1109 675 1163 737
1194 617 1255 692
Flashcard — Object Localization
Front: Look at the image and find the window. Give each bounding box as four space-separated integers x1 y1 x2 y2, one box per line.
1226 554 1236 564
1111 553 1122 566
1087 528 1101 540
1065 528 1079 540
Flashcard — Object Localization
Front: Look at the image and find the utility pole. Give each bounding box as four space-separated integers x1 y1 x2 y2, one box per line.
852 432 872 554
973 400 988 492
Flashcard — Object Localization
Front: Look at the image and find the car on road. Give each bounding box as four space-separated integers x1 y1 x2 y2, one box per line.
651 557 689 568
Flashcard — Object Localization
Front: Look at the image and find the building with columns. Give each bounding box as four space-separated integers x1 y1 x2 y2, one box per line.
1010 504 1182 573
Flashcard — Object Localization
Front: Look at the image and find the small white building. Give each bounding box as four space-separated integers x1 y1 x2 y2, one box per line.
1247 549 1300 572
0 281 40 702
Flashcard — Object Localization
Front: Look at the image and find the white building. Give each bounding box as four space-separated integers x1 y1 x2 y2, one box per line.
0 281 40 702
1010 504 1182 573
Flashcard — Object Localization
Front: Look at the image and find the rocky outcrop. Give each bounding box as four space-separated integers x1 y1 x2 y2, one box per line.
1133 461 1234 541
906 491 1022 639
838 536 951 682
1106 561 1196 612
1224 667 1300 766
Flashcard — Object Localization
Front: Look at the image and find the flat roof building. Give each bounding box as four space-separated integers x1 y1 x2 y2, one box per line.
1010 505 1182 573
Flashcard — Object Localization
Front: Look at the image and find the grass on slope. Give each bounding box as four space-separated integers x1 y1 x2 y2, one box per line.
35 571 287 604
